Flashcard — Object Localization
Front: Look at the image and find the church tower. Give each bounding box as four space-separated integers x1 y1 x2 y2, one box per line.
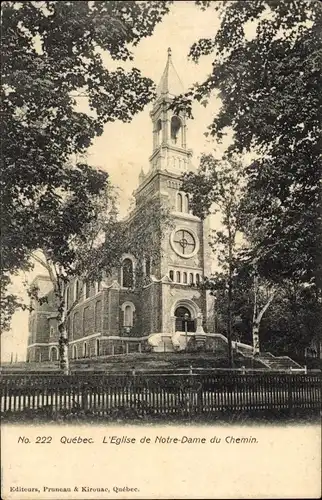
132 49 215 341
149 47 193 174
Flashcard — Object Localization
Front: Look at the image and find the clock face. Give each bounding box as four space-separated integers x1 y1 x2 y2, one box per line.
173 230 196 256
170 228 199 258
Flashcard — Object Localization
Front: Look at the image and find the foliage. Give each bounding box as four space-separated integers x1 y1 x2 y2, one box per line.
174 0 321 287
27 182 123 371
117 196 173 288
0 275 29 332
211 264 321 358
182 155 245 365
27 191 172 371
1 0 171 328
260 281 321 356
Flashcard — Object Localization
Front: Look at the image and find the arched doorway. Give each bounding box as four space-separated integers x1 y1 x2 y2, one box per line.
175 306 195 332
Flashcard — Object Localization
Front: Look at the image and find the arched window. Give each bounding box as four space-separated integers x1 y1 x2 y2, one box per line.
83 306 91 335
84 282 90 299
184 194 189 213
95 301 102 331
156 118 162 146
83 342 87 358
50 346 58 362
72 345 78 360
169 270 174 281
189 273 194 285
66 316 71 337
196 273 200 285
177 192 183 212
96 339 100 357
171 116 182 145
73 312 79 337
121 302 135 328
183 272 187 284
74 280 80 301
122 258 134 288
176 271 181 283
124 305 132 327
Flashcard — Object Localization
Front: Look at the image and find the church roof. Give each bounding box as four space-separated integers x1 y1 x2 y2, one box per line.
156 48 184 98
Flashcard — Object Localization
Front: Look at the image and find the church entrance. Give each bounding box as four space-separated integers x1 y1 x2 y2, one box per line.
175 306 195 332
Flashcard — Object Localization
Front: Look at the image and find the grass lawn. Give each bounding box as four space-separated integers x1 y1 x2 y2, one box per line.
1 352 265 372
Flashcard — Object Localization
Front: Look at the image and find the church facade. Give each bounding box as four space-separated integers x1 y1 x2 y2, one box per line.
27 49 216 363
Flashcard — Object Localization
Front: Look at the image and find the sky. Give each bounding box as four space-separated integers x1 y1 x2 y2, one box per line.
2 1 237 362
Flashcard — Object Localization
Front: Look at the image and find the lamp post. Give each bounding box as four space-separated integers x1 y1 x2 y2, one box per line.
184 313 189 350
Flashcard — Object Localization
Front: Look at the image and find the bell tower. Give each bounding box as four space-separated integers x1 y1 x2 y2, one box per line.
131 48 215 339
149 48 193 174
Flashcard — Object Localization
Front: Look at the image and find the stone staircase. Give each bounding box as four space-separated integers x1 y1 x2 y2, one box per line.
234 343 303 370
161 336 176 353
254 352 303 370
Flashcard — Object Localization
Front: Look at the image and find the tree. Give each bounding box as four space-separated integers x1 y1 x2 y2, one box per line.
1 161 111 333
182 155 245 366
212 261 321 359
28 182 123 373
28 190 171 373
174 0 321 288
211 262 276 352
1 0 171 328
251 265 276 355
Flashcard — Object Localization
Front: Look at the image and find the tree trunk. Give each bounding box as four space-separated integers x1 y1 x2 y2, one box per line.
58 318 69 375
227 217 234 368
227 278 233 367
252 270 259 355
252 322 260 356
252 279 275 356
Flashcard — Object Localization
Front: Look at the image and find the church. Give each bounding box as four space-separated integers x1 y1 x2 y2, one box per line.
27 49 217 363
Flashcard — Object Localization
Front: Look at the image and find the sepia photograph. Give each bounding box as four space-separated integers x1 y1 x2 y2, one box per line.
1 0 321 498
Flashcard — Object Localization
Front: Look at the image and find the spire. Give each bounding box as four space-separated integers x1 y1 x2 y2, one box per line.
139 167 145 184
156 48 184 98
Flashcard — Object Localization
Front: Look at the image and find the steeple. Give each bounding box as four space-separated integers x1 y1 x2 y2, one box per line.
138 167 145 184
148 49 192 175
156 48 184 98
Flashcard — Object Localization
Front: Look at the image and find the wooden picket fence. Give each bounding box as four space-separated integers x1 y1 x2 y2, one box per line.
0 372 321 419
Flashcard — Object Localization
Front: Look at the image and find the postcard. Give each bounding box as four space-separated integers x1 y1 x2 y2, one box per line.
1 1 321 498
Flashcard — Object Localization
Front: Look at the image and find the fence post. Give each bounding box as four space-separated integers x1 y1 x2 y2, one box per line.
131 368 136 414
196 380 203 416
287 376 293 417
81 381 88 412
